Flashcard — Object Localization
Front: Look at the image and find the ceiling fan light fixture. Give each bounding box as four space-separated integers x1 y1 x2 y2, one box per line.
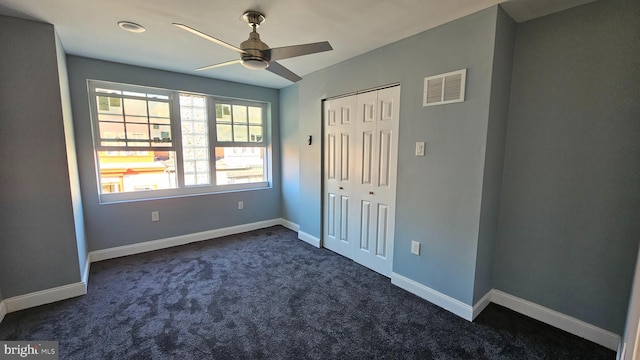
118 21 146 33
241 58 269 70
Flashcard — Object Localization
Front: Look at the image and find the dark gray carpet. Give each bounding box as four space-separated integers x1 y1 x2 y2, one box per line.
0 226 615 359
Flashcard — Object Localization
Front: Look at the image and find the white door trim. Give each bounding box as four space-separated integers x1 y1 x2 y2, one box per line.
322 85 401 277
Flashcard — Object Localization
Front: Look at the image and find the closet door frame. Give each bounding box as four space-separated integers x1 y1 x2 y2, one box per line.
322 84 401 277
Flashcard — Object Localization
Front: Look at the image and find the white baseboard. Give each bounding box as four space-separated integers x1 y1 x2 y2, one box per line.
3 282 86 313
298 231 321 248
90 218 282 262
472 290 492 320
0 300 6 324
491 289 620 351
388 277 619 351
279 218 300 232
391 272 474 320
277 219 320 248
0 219 288 318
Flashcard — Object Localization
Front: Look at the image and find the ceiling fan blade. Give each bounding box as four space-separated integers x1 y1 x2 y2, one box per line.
195 59 242 71
266 61 302 82
173 23 245 54
267 41 333 61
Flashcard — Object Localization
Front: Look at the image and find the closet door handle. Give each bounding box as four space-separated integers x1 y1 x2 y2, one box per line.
339 187 344 190
369 191 374 195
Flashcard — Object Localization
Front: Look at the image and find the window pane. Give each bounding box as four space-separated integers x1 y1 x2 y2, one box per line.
148 101 170 117
97 151 177 193
180 95 193 107
215 147 265 185
97 96 122 114
233 125 248 142
181 107 193 120
184 174 196 186
184 159 195 172
248 107 262 124
194 148 208 160
95 88 174 151
193 135 207 146
192 96 205 107
194 122 207 134
183 135 194 148
216 104 232 122
196 173 210 184
99 122 125 141
123 99 148 116
126 123 150 143
180 94 210 186
249 125 263 142
196 160 209 173
217 124 232 141
232 105 247 124
151 124 172 146
192 108 206 121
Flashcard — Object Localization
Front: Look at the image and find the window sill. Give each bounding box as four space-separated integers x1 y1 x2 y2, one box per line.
98 182 271 204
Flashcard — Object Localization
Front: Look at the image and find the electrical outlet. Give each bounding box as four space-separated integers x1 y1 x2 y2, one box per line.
151 211 160 222
238 201 244 210
415 142 425 156
411 240 420 255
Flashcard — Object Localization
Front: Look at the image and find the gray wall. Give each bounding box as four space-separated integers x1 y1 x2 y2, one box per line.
493 0 640 334
56 33 88 279
472 7 516 303
0 16 81 297
283 6 502 305
279 84 300 225
66 56 282 251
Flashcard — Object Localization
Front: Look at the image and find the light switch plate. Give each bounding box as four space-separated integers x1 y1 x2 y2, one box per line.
411 240 420 255
415 142 425 156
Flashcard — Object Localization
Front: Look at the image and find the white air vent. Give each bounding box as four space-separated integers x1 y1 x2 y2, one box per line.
423 69 466 107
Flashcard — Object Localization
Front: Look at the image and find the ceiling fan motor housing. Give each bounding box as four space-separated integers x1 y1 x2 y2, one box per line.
240 30 270 70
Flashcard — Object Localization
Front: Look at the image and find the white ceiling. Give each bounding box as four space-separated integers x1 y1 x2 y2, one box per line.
0 0 594 89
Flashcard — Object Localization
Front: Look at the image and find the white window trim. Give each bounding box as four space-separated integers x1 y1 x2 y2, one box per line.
88 80 271 204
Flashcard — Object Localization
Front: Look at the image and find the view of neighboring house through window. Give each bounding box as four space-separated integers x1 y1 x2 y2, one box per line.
89 81 269 202
214 102 265 185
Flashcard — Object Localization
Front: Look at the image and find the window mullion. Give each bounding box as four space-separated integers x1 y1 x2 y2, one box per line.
173 91 186 188
121 95 128 147
208 97 218 187
146 98 152 149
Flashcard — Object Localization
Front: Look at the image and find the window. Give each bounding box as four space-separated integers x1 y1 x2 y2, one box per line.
213 102 265 185
88 81 269 202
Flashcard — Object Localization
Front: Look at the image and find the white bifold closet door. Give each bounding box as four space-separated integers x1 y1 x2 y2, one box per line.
323 86 400 277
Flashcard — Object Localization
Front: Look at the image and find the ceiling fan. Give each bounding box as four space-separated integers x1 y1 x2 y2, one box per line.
173 10 333 83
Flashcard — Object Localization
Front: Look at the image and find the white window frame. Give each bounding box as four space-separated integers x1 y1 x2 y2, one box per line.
88 80 270 203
